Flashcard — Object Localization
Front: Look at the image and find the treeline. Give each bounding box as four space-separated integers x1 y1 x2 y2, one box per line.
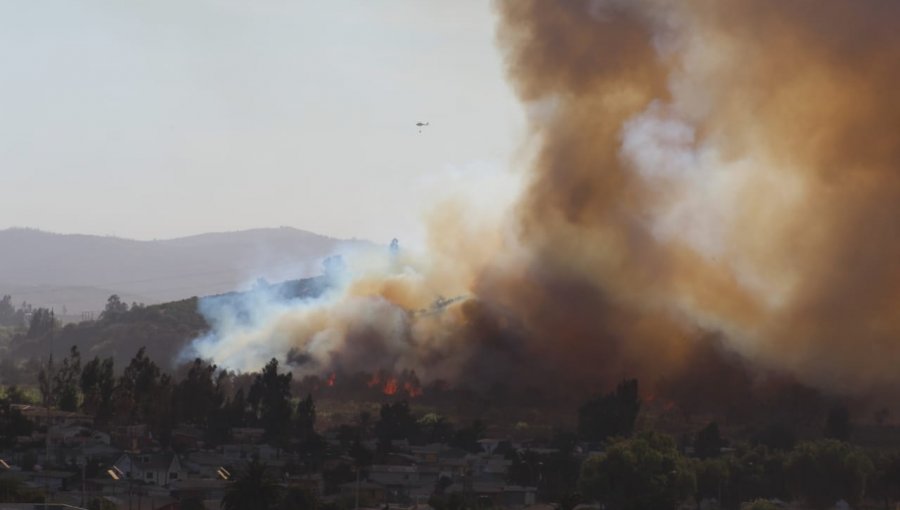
0 294 208 385
0 294 54 336
574 430 896 510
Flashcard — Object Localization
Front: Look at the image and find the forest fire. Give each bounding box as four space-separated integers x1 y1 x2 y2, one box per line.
383 376 398 396
302 369 426 400
403 380 423 398
190 0 900 416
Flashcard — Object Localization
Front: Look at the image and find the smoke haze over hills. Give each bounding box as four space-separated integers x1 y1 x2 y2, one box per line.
0 227 368 314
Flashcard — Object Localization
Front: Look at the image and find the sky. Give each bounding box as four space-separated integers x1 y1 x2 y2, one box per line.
0 0 524 245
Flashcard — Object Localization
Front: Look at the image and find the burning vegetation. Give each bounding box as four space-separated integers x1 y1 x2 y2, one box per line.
187 0 900 418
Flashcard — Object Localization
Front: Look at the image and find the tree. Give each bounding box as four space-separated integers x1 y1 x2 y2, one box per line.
27 308 55 338
222 460 282 510
173 358 221 427
578 379 640 442
295 393 316 442
785 439 873 509
825 404 852 442
179 497 205 510
869 450 900 510
721 445 789 507
279 487 318 510
36 345 80 410
0 477 44 503
80 356 115 423
248 358 293 445
694 457 729 504
37 355 55 407
0 295 17 327
374 400 419 443
53 345 82 411
112 347 172 439
744 500 780 510
3 385 28 404
100 294 128 322
754 422 796 451
0 397 33 449
450 420 486 453
695 421 724 459
87 497 117 510
578 431 695 510
419 413 454 444
350 438 373 469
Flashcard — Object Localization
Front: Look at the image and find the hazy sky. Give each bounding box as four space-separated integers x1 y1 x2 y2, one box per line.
0 0 524 244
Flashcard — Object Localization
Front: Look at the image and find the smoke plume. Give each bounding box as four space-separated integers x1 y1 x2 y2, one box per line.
189 0 900 401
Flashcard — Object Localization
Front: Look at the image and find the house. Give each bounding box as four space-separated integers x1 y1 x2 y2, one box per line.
16 469 78 492
367 465 423 503
287 473 325 497
410 444 442 465
170 477 229 504
170 425 204 450
471 455 512 484
231 427 265 444
114 452 183 487
111 424 155 451
222 443 280 463
339 480 386 505
368 465 419 487
444 482 536 509
182 450 230 478
11 405 92 428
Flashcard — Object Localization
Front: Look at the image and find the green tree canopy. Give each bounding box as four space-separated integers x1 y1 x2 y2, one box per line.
248 358 293 444
100 294 129 322
374 400 419 443
80 356 115 423
27 307 55 338
578 431 695 510
695 421 725 459
222 459 282 510
785 439 873 509
295 393 316 441
578 379 641 442
173 358 222 427
824 404 852 442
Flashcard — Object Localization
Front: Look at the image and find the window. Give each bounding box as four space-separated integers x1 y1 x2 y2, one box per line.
146 472 153 480
170 472 179 480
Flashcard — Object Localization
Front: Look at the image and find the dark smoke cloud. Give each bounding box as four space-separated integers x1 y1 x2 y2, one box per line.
494 0 900 395
189 0 900 404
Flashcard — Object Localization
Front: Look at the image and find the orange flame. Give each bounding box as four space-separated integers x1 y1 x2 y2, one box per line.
403 381 423 398
383 376 398 395
326 372 336 387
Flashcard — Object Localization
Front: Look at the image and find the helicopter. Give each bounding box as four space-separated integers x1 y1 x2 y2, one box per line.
416 121 429 133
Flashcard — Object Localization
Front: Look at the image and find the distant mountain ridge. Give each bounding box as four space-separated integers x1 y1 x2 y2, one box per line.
0 227 370 314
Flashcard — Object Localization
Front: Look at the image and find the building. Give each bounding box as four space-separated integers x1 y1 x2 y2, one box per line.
113 452 183 487
339 480 386 506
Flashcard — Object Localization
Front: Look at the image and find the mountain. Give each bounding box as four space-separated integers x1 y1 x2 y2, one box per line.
0 227 369 314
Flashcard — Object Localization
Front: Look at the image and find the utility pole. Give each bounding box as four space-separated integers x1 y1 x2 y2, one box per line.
42 312 57 510
44 323 53 510
80 459 86 507
355 466 361 510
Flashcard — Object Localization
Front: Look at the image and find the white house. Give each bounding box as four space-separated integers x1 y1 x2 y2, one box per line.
114 452 183 487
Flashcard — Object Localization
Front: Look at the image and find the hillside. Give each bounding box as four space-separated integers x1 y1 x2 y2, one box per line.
0 227 369 314
0 275 329 383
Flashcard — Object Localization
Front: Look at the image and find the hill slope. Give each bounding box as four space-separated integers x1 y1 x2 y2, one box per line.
0 275 329 382
0 227 368 313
